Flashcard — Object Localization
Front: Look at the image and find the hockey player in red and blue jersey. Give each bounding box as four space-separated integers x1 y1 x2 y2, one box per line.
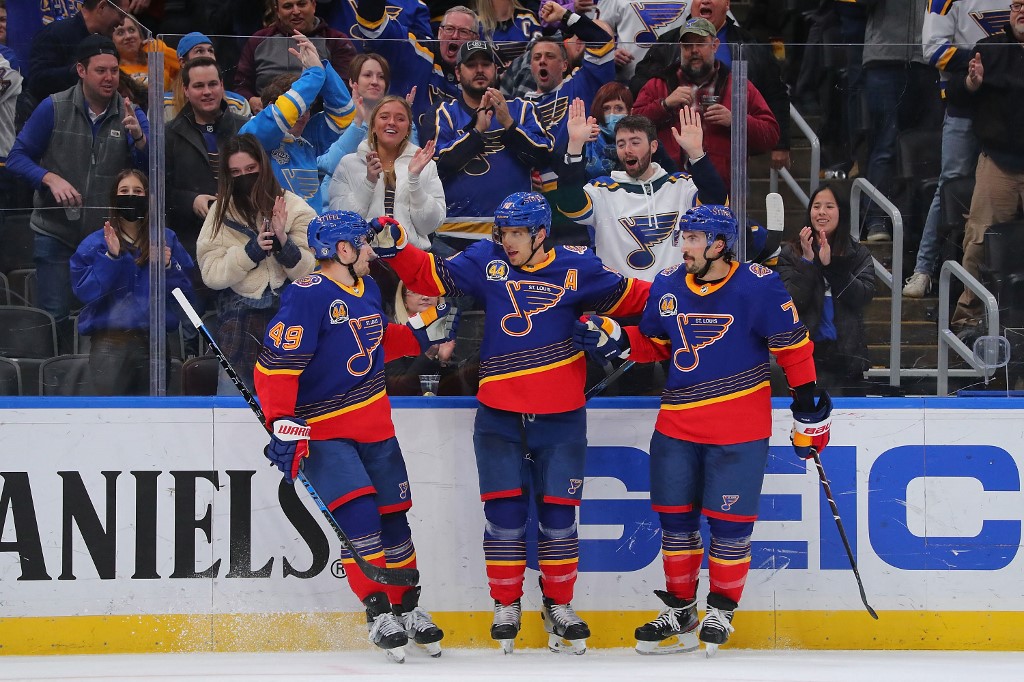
254 211 458 663
573 205 833 657
371 191 651 655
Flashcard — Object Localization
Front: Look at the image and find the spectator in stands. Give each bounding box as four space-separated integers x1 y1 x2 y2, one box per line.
234 0 356 115
70 169 195 396
329 96 444 250
112 15 179 91
196 133 316 394
0 0 7 46
776 184 875 393
557 100 726 280
632 17 779 193
478 0 543 64
0 26 22 224
903 0 1007 299
630 0 793 172
319 0 433 42
946 6 1024 334
239 33 354 214
8 34 149 341
165 32 252 121
27 0 129 104
594 0 690 82
385 281 463 396
434 40 552 245
354 0 480 138
581 82 677 179
165 57 248 260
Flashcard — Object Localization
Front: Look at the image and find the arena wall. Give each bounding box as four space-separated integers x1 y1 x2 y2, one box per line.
1 396 1022 654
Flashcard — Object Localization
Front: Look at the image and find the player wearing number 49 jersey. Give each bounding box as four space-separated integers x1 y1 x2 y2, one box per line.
371 192 651 655
255 211 458 663
573 205 832 657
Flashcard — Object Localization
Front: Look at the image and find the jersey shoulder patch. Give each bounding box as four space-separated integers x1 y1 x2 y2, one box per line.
562 245 588 254
294 274 324 287
660 263 681 276
748 263 774 278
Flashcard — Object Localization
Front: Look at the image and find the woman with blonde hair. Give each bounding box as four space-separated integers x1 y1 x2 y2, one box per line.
197 133 316 394
328 95 444 251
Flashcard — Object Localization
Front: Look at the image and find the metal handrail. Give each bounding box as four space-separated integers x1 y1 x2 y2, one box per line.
769 104 820 202
849 179 903 387
937 261 1000 396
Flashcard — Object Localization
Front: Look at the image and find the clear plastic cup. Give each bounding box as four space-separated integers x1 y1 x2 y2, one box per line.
419 374 440 396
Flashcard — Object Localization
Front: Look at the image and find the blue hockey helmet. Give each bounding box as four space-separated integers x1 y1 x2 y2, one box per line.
308 210 373 259
673 205 739 253
493 191 552 243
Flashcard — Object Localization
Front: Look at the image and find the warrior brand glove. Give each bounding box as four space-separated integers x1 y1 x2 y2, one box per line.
572 315 630 362
369 216 408 258
264 417 311 484
408 302 460 352
790 391 833 459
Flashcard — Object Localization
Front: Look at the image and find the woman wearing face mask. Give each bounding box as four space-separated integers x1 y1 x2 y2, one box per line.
583 83 678 179
197 133 317 395
70 169 196 395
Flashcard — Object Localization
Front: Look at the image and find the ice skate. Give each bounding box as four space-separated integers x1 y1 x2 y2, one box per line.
363 592 408 663
699 593 736 658
541 596 590 654
490 599 522 654
634 590 700 655
394 586 444 657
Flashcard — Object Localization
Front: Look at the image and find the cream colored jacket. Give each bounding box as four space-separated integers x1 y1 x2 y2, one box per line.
197 190 317 299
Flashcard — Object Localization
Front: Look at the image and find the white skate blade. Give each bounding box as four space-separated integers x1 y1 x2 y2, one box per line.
547 633 587 655
496 638 515 655
635 632 700 655
704 642 720 658
418 641 442 658
384 646 406 663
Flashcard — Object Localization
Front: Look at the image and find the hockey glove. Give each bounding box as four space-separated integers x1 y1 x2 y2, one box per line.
408 301 460 352
264 417 311 484
572 315 630 363
369 216 408 258
789 391 833 459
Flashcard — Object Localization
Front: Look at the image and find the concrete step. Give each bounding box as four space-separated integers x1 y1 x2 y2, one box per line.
868 343 940 368
865 319 936 345
865 296 940 324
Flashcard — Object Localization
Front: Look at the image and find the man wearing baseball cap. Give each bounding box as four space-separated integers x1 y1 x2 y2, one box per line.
165 31 251 120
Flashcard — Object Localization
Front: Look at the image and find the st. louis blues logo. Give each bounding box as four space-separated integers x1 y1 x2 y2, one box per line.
969 9 1010 37
568 478 583 495
618 212 679 271
534 95 569 129
721 494 739 512
487 260 509 281
329 300 349 324
673 313 734 371
346 314 384 376
659 293 678 316
629 2 689 46
398 481 409 500
501 280 564 336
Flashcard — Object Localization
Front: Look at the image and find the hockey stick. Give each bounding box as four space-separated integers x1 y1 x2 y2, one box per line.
812 451 878 619
584 359 635 400
171 288 419 587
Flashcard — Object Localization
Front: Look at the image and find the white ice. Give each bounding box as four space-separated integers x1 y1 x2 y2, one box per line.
1 649 1021 682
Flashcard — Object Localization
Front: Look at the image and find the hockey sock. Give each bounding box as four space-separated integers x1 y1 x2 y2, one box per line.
659 511 703 600
707 517 754 606
330 495 388 602
483 497 528 605
380 511 417 605
537 502 579 604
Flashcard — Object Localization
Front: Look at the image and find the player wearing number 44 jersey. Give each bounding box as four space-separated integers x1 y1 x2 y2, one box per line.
573 205 832 657
254 211 459 663
370 191 651 655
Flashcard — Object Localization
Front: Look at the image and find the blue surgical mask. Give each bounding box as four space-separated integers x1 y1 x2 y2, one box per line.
600 113 626 139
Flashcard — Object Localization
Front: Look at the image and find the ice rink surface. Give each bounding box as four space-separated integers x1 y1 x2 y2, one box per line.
2 649 1021 682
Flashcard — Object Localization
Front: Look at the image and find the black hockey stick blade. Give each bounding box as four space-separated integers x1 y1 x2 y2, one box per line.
813 452 878 619
585 359 635 400
171 288 419 587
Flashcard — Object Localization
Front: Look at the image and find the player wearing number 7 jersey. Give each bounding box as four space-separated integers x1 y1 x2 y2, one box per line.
370 191 651 655
572 205 832 657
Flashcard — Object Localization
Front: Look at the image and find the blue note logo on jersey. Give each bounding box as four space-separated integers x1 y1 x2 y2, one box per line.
487 260 510 281
630 2 690 46
329 300 350 324
618 212 679 271
658 293 678 316
346 314 385 376
535 95 570 129
673 313 734 371
969 9 1010 37
501 280 565 336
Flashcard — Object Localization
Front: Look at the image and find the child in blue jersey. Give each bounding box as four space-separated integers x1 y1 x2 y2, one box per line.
573 205 833 657
255 211 458 663
370 191 652 655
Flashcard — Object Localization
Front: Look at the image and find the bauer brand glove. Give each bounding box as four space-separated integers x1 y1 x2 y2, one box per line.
369 216 408 258
264 417 311 484
572 315 630 362
408 302 460 352
790 391 833 459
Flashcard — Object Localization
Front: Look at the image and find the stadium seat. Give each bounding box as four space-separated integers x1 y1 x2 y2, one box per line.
0 306 59 396
0 357 21 396
5 268 36 307
0 272 10 305
180 355 219 395
38 354 94 396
